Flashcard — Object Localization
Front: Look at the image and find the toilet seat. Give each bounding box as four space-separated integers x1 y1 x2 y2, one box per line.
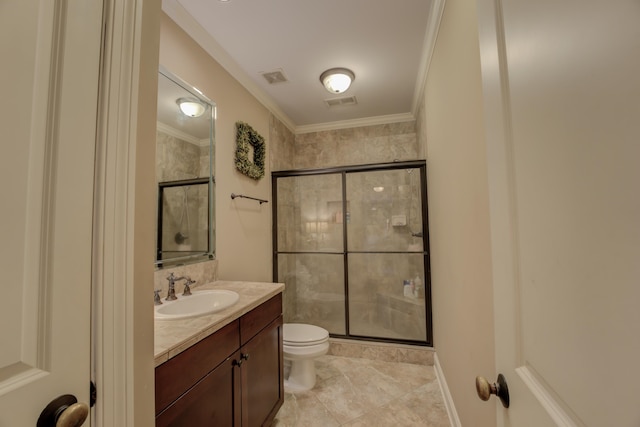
283 323 329 346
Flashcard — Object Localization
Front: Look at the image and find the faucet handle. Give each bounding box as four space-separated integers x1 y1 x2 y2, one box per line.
154 290 163 305
183 278 195 296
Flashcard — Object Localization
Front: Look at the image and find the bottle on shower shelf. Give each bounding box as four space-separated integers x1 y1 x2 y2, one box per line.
403 279 413 297
414 275 424 299
402 279 415 298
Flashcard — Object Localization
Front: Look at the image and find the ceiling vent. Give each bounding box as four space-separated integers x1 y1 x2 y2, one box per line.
324 96 358 107
261 69 288 84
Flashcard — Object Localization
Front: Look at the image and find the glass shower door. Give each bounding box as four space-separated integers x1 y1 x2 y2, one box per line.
273 161 431 345
275 173 346 335
345 167 428 341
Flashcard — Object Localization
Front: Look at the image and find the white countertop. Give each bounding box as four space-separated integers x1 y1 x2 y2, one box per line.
154 280 285 367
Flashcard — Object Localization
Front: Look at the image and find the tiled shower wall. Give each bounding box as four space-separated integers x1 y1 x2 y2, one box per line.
270 118 424 340
294 121 418 169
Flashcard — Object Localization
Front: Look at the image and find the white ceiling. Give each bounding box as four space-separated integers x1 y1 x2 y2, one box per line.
163 0 436 133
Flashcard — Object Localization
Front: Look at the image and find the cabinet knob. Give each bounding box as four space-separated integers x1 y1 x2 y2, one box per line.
234 353 250 367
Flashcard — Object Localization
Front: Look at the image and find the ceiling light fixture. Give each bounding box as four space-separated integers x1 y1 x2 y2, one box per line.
177 98 205 117
320 68 355 94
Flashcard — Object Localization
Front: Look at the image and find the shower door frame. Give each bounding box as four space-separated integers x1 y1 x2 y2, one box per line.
156 177 212 266
272 160 432 347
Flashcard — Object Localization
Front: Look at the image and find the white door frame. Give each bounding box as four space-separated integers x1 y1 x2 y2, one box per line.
92 0 159 425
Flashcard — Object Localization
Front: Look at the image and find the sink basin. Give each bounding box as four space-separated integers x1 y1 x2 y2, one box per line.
155 289 240 320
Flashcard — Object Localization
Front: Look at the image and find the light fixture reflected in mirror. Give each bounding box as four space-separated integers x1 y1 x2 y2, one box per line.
373 186 385 192
177 97 206 117
320 68 355 94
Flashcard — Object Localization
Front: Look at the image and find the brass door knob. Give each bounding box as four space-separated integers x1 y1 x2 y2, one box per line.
37 394 89 427
475 374 510 408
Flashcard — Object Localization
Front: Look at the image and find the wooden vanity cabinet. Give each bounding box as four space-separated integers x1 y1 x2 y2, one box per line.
240 295 284 427
155 293 284 427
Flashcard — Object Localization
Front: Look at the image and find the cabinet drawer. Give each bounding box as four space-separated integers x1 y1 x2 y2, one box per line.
240 294 282 345
155 320 240 415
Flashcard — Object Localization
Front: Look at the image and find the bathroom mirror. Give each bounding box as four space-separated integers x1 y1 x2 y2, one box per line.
155 66 215 267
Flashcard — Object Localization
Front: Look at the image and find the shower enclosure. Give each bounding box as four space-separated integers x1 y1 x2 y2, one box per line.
272 161 431 345
157 178 210 261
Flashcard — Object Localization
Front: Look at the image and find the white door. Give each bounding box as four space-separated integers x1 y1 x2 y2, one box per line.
0 0 103 425
478 0 640 425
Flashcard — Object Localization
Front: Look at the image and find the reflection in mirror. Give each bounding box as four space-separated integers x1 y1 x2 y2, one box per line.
156 66 215 267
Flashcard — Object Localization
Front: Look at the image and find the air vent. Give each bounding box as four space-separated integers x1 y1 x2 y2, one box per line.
261 69 288 84
324 96 358 107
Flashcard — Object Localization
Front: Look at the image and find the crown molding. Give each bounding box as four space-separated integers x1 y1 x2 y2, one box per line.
295 113 415 135
162 0 297 133
162 0 440 136
412 0 447 115
156 121 208 147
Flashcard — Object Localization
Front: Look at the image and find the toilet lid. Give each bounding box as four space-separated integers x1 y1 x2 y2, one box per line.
283 323 329 346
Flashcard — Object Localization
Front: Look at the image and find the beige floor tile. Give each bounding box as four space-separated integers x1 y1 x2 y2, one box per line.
403 382 450 426
273 392 340 427
342 400 427 427
312 373 375 423
275 354 450 426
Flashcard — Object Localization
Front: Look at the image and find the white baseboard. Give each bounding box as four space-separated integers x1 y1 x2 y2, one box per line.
434 353 462 427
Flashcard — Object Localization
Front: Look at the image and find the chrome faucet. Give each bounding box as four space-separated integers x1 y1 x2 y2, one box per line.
183 278 196 296
166 272 184 301
154 290 163 305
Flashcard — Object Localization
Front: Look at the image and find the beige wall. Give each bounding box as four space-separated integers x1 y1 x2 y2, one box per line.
159 14 273 281
419 0 496 425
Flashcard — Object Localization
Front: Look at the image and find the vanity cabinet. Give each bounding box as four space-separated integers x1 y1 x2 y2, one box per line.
155 294 284 426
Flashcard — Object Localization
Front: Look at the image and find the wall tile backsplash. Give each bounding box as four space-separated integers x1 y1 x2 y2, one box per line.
154 259 218 295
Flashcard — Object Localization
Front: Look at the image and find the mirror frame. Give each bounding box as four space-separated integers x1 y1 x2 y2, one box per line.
155 66 216 268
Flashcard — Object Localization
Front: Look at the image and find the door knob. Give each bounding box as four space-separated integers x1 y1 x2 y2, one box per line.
475 374 510 408
37 394 89 427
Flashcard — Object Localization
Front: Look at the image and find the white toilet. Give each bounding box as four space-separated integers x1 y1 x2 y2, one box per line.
282 323 330 392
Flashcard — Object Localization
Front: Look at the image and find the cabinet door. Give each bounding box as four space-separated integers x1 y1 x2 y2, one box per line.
241 316 284 427
156 352 241 427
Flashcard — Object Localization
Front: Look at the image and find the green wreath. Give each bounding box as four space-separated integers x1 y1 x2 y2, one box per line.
234 121 265 180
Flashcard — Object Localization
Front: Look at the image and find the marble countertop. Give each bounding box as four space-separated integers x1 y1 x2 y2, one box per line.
154 280 285 367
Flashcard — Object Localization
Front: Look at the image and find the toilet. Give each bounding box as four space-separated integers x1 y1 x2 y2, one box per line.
282 323 330 392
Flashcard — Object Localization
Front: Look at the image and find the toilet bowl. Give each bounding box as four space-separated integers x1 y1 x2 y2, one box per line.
283 323 329 392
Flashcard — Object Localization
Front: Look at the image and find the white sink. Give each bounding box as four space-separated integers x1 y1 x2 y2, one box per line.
155 289 240 320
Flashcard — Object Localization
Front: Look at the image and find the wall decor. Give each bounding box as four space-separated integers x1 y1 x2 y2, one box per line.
235 121 265 180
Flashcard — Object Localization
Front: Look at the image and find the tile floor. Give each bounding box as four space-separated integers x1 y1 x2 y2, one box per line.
273 354 451 426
